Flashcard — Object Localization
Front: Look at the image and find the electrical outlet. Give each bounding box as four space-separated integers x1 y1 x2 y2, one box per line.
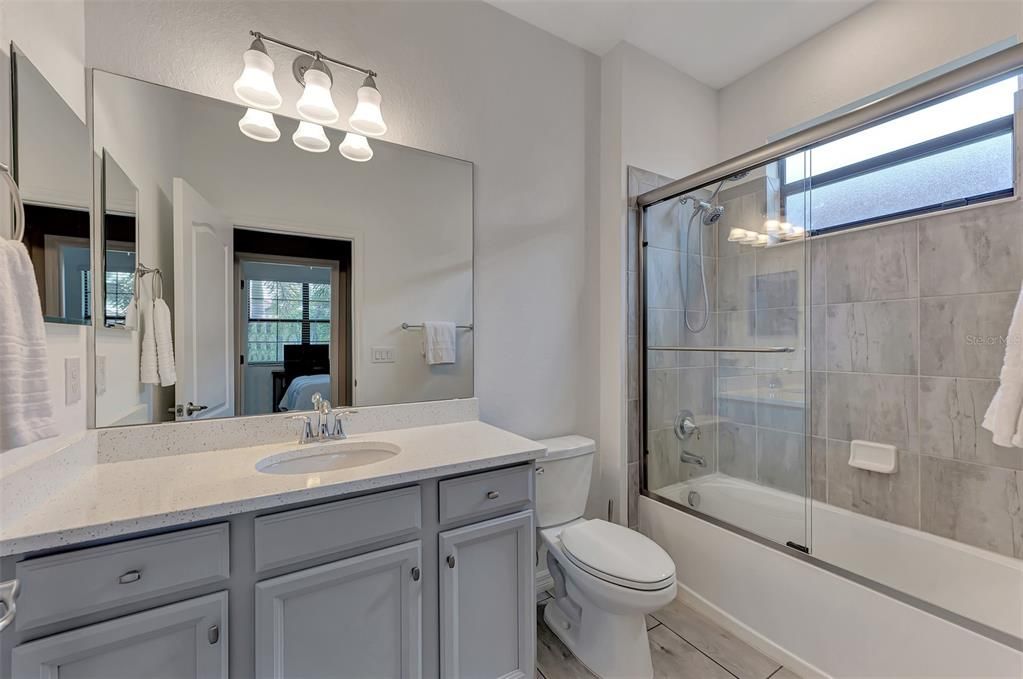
96 355 107 396
371 346 395 363
65 357 81 405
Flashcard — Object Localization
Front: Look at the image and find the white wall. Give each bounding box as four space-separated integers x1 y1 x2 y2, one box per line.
82 0 601 443
718 0 1023 159
598 42 719 521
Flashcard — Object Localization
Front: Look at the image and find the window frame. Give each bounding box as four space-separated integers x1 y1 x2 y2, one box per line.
780 91 1016 235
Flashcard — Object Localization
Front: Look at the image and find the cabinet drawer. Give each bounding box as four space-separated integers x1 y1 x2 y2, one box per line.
254 486 422 572
15 524 230 630
439 464 533 524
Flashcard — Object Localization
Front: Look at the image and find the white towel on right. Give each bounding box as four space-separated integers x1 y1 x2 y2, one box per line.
982 286 1023 447
0 239 58 451
140 300 160 385
422 321 456 365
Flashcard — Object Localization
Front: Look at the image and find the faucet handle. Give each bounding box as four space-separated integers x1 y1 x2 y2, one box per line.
288 414 314 444
330 408 355 439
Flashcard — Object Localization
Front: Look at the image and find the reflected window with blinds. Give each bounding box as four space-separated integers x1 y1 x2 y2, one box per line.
246 273 332 364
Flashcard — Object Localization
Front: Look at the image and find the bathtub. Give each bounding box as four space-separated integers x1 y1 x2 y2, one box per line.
655 473 1023 641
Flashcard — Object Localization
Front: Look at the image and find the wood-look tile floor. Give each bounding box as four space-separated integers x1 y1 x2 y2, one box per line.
535 592 803 679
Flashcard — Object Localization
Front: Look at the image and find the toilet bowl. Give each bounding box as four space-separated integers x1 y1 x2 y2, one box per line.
535 436 677 679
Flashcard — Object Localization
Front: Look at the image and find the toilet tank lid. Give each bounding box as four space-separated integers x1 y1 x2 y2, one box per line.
535 435 595 460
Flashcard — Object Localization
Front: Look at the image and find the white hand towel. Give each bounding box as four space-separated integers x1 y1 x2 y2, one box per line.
982 286 1023 447
140 300 160 385
153 298 177 387
422 321 456 365
0 239 59 451
123 295 138 331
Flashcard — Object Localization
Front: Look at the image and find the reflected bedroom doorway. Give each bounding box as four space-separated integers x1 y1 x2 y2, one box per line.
234 228 353 416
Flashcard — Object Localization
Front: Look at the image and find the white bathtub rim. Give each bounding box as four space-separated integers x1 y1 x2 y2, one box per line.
674 581 831 679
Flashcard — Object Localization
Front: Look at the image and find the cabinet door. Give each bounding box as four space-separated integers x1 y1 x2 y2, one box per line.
440 510 534 679
255 541 422 679
11 591 227 679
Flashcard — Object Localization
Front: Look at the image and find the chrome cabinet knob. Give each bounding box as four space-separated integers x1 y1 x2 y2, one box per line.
486 490 500 500
447 555 456 568
118 570 142 584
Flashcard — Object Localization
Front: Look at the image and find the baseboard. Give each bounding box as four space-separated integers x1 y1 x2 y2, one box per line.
675 581 831 679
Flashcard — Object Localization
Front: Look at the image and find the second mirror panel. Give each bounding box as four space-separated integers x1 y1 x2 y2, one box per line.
92 70 473 427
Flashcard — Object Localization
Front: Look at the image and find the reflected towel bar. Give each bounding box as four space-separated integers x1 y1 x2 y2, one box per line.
401 323 473 330
649 346 794 353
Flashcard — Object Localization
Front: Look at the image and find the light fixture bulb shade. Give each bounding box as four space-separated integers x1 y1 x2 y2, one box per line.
233 42 282 110
296 67 339 124
339 132 373 162
727 228 747 242
753 234 770 247
348 77 387 137
292 121 330 153
238 108 280 142
764 219 780 234
779 221 794 234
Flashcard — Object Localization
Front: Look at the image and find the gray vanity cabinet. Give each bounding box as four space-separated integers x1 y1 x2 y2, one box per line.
254 541 423 679
439 510 535 679
11 591 228 678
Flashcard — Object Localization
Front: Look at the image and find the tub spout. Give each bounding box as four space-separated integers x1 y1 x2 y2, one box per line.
681 450 706 467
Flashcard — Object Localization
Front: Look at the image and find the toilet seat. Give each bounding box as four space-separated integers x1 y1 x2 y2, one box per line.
559 520 675 591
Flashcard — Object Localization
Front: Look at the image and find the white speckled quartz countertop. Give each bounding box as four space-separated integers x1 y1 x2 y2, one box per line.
0 419 545 557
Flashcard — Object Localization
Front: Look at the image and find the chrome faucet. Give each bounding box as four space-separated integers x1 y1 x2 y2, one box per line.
680 449 707 467
288 414 315 444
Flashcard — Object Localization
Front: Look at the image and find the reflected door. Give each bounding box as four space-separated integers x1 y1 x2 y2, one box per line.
173 178 235 420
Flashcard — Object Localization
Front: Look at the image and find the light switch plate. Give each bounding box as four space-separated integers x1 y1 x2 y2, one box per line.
96 355 107 396
65 357 81 405
371 346 395 363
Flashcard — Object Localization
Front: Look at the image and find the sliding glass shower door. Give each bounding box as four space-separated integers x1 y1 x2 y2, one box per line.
642 160 811 550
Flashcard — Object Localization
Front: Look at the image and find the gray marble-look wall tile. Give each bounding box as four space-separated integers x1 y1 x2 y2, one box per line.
720 421 757 481
647 428 680 491
644 197 683 251
811 371 826 438
647 309 679 369
811 436 827 501
810 305 826 371
920 456 1023 558
717 311 756 370
920 292 1016 379
678 367 716 421
825 300 918 375
826 440 920 529
919 377 1022 470
681 254 717 320
717 254 756 312
627 271 639 337
628 461 640 529
827 372 918 451
809 237 826 306
647 247 682 310
628 207 639 273
647 368 678 430
918 200 1023 296
755 307 803 372
756 428 806 495
825 222 918 303
757 372 806 433
677 316 717 368
755 243 804 309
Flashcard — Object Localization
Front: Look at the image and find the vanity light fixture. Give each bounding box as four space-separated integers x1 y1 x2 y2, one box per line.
238 108 281 142
339 132 373 162
349 76 387 137
232 37 283 110
295 56 339 124
292 121 331 153
764 219 780 234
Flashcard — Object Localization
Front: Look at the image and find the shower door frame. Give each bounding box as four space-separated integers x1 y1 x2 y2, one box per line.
636 40 1023 652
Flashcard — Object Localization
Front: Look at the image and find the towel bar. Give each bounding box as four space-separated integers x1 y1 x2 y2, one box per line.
401 323 473 330
0 162 25 243
649 345 794 353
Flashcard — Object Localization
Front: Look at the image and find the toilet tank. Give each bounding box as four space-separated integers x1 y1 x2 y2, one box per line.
534 435 596 528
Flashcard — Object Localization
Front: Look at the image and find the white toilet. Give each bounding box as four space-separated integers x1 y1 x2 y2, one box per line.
535 436 677 679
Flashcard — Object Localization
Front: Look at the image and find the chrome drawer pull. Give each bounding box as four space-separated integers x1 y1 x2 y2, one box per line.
486 490 500 500
208 624 220 645
0 579 19 632
118 570 142 584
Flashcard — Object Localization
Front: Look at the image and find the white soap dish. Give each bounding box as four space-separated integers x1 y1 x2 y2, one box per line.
848 440 897 473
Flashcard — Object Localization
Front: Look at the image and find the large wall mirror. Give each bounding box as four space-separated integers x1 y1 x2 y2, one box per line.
12 44 91 325
91 70 474 428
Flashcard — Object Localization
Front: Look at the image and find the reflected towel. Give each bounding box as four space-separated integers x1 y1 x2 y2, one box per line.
140 300 160 385
982 287 1023 447
0 239 58 451
422 321 456 365
153 298 176 387
123 296 138 331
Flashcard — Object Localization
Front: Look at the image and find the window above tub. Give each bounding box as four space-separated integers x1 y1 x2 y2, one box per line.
781 74 1019 233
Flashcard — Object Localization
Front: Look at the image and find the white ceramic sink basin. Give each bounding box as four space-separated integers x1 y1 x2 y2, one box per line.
256 440 401 475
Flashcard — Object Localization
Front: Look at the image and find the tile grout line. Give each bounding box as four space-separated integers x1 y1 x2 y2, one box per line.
765 666 786 679
651 616 743 679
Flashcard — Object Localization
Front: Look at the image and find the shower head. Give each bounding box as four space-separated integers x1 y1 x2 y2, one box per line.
702 204 725 225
